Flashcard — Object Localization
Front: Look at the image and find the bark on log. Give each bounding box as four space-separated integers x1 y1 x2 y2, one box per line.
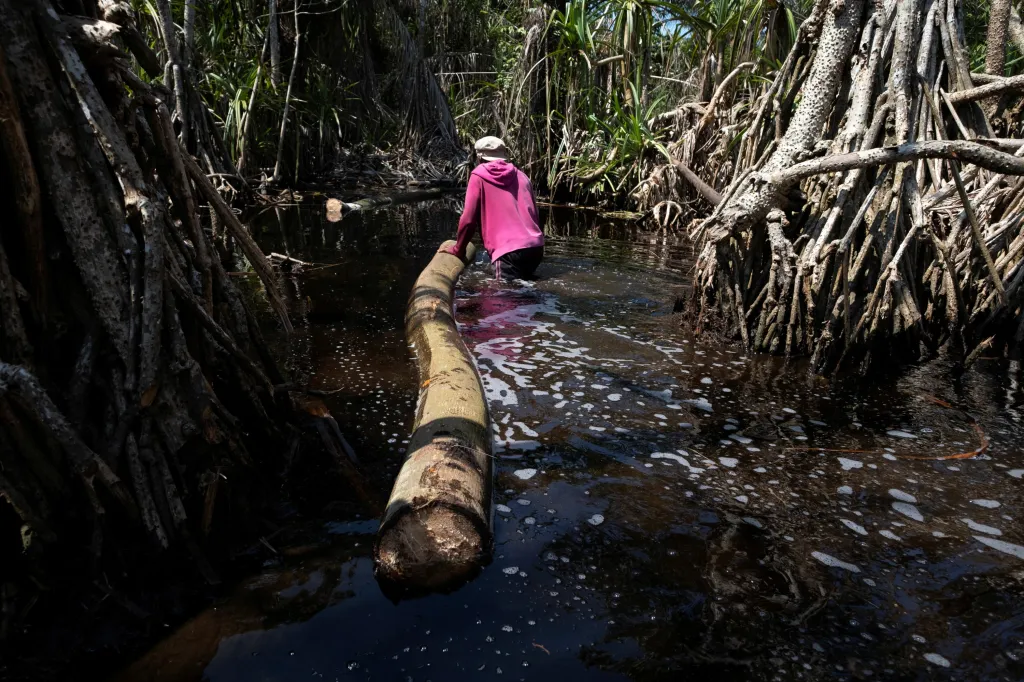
945 73 1024 104
375 240 492 592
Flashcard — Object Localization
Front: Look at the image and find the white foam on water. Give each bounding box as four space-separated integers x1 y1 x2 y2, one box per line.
719 457 739 468
700 377 713 384
685 397 713 412
506 439 541 451
513 422 539 437
841 519 868 536
887 430 917 439
502 566 519 575
889 489 917 503
651 452 689 466
730 434 753 445
923 653 951 668
811 551 861 573
1009 469 1024 479
970 499 1001 508
524 517 536 525
754 467 768 473
974 535 1024 559
516 499 531 506
883 453 897 461
496 504 512 513
735 495 748 504
587 514 605 526
482 374 518 406
837 485 854 495
743 517 763 529
892 502 925 522
838 457 863 471
879 530 902 541
607 394 621 402
961 518 1001 536
513 468 537 480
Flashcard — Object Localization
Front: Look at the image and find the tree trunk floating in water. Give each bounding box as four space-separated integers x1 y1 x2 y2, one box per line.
376 240 493 594
649 0 1024 373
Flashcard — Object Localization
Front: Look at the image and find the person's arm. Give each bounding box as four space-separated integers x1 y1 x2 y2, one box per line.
446 175 482 259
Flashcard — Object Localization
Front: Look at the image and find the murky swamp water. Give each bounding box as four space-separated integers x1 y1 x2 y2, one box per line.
119 200 1024 681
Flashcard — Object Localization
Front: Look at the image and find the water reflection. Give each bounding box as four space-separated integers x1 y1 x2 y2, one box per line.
116 201 1024 682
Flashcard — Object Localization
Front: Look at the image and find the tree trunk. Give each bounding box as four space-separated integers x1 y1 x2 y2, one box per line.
183 0 196 67
985 0 1011 76
1010 5 1024 56
0 0 305 643
376 241 491 593
272 0 301 183
237 26 271 175
156 0 188 147
269 0 281 88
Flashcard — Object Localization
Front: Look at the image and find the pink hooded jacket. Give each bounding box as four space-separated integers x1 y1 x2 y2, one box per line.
446 160 544 262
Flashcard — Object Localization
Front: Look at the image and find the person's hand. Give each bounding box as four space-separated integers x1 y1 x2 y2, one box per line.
441 244 462 258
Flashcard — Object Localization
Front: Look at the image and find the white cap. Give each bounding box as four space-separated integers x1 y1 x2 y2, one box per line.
474 136 508 161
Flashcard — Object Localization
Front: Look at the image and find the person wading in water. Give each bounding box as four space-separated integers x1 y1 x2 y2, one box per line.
446 136 545 280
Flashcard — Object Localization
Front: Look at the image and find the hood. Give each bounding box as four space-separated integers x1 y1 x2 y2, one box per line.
472 159 518 188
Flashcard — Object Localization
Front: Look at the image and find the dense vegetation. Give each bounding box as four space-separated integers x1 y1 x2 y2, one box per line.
2 0 1024 675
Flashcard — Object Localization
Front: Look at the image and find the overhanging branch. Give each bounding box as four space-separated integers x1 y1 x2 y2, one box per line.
769 140 1024 187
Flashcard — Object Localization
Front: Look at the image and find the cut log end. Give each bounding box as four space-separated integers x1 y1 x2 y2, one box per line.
376 505 487 590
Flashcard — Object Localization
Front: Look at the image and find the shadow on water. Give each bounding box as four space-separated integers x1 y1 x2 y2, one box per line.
116 200 1024 681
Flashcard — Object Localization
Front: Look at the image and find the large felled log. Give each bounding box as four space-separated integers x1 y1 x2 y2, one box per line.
375 240 491 592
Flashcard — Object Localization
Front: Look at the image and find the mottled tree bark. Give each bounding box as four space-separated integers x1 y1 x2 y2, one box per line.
985 0 1011 76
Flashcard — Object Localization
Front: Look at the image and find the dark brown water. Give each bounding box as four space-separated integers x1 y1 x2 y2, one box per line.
118 200 1024 681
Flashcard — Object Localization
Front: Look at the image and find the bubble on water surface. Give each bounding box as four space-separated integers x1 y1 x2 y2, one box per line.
974 536 1024 559
587 514 605 526
879 530 902 541
887 430 916 439
841 519 868 536
496 504 512 513
743 517 763 528
719 457 739 468
811 551 860 573
892 502 924 522
1009 469 1024 479
735 495 748 504
923 653 951 668
961 519 1001 536
837 485 854 495
970 499 1000 508
607 394 621 401
502 566 519 575
838 457 863 471
889 489 916 503
513 468 537 480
